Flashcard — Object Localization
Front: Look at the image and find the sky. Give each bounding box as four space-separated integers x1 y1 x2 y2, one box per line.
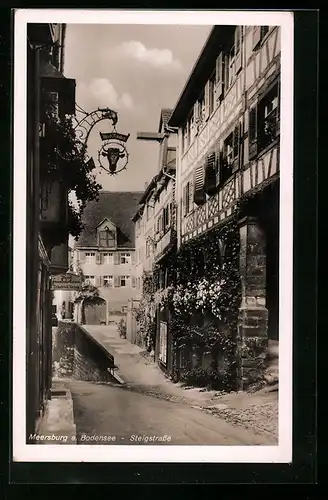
64 23 212 192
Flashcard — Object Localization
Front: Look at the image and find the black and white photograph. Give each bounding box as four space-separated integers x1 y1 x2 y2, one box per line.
13 9 294 463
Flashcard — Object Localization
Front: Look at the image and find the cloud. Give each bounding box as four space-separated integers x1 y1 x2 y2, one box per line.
118 40 182 70
77 78 134 111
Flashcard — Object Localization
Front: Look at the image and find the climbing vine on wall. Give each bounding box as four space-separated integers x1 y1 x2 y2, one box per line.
164 213 242 389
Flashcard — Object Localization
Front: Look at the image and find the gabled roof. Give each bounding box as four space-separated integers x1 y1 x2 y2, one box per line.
158 108 173 133
76 191 143 248
96 217 116 230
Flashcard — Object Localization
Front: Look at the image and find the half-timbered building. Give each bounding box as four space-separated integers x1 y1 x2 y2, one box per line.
168 24 280 388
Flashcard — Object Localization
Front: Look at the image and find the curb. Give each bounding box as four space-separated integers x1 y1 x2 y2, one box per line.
36 386 77 444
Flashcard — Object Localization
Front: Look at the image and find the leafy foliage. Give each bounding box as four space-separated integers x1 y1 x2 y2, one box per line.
39 91 102 242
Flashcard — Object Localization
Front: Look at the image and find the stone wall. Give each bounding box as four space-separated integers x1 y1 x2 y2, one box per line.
52 322 116 383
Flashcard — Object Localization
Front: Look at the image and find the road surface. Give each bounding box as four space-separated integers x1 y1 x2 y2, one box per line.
67 379 269 446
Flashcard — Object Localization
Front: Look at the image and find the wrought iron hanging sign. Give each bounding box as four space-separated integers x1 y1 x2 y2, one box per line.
63 105 130 176
97 130 130 175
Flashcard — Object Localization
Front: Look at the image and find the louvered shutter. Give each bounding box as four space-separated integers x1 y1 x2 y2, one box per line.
232 123 240 159
114 252 120 265
131 252 136 265
96 276 102 287
249 105 258 159
96 252 101 264
99 276 104 287
215 53 224 100
252 26 261 50
205 151 217 195
114 276 120 287
193 164 206 205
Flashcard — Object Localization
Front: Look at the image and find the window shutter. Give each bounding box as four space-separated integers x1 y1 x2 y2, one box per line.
193 164 206 205
232 124 241 172
96 252 101 264
188 180 194 212
193 101 200 123
131 252 136 265
182 185 187 216
132 277 136 288
114 276 120 287
249 105 258 159
215 53 224 100
252 26 262 50
114 252 120 265
234 26 243 73
96 276 102 287
205 151 217 195
99 276 104 287
204 81 210 120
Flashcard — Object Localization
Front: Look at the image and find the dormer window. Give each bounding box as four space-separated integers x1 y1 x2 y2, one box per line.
98 226 116 248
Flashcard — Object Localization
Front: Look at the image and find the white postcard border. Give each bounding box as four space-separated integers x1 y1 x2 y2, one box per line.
13 9 294 463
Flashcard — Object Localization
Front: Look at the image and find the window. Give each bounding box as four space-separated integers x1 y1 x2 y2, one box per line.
84 275 95 286
99 228 116 248
261 26 269 38
258 82 279 153
253 26 269 50
103 253 113 265
122 305 128 313
183 181 193 216
103 275 113 287
120 252 131 264
227 43 235 87
209 71 216 115
198 90 205 123
222 124 240 184
85 252 95 264
163 205 170 231
120 275 131 287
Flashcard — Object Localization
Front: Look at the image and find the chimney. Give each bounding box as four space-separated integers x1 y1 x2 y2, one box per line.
144 182 148 190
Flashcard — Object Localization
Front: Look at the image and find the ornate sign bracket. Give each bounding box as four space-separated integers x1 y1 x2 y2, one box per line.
71 104 130 175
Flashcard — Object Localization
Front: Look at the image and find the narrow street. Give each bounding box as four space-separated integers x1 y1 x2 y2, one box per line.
64 324 276 445
67 379 266 445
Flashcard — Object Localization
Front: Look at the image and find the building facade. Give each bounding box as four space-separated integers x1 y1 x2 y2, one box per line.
131 110 177 358
134 25 280 390
169 24 280 389
26 23 76 439
72 191 142 325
